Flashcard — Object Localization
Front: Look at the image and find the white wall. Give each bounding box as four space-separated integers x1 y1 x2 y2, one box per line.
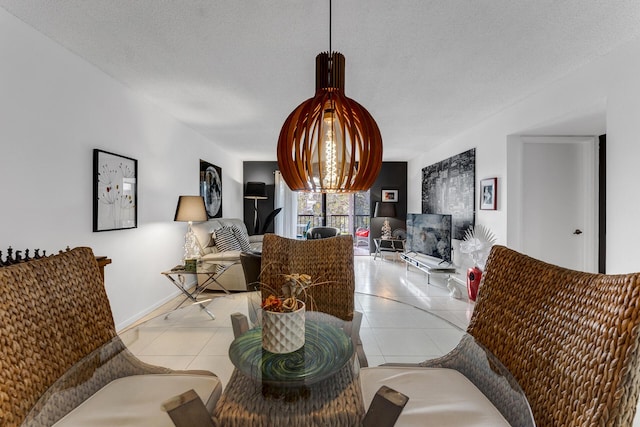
408 36 640 275
0 9 243 329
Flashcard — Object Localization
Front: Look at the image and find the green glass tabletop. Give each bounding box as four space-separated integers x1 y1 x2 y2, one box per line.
229 315 354 387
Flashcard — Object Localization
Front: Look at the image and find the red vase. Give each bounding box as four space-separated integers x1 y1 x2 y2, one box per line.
467 267 482 301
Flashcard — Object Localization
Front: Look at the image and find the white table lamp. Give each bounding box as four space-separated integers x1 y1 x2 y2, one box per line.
374 202 396 240
174 195 208 269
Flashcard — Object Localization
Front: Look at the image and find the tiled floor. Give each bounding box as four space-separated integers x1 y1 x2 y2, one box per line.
120 255 474 388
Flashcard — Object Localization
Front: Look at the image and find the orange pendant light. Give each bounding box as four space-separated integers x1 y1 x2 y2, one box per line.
276 4 382 193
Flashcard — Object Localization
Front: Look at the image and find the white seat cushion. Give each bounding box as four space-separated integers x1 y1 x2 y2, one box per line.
200 251 242 262
360 367 509 426
53 374 221 427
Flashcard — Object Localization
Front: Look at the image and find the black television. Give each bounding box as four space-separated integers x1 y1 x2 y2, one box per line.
406 213 453 264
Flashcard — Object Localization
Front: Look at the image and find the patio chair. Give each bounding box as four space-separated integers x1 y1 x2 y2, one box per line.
296 220 311 239
355 227 370 247
360 245 640 426
306 226 340 239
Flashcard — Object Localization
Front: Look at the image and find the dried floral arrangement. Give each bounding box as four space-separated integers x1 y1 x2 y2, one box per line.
261 273 310 312
261 273 331 313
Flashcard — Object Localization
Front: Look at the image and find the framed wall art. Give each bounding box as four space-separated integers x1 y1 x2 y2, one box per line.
480 178 497 210
93 149 137 232
200 160 222 218
421 148 475 239
381 189 398 202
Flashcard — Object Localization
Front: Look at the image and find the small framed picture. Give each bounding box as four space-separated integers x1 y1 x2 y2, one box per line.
93 149 138 231
480 178 497 210
381 189 398 202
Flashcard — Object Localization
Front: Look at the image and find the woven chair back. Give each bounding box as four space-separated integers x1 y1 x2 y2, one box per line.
261 234 355 321
0 247 115 426
468 245 640 426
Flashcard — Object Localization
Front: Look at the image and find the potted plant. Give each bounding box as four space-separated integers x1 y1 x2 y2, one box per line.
260 273 312 354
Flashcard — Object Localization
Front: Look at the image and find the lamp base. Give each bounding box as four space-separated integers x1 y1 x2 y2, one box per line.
381 219 392 240
183 222 201 260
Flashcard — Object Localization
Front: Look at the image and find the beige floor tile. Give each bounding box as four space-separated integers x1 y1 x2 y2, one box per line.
121 255 472 378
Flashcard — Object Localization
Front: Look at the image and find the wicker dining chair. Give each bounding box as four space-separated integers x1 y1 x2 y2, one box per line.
359 245 640 426
259 234 367 366
261 234 354 319
464 245 640 426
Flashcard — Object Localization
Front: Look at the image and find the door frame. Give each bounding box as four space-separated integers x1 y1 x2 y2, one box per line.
507 135 599 272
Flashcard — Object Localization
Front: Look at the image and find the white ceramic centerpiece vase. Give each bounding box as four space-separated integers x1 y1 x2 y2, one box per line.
262 300 305 353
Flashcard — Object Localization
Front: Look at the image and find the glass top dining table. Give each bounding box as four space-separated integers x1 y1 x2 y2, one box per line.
23 292 535 426
126 292 534 427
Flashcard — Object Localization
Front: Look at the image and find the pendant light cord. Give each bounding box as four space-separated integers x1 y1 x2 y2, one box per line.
328 0 333 94
329 0 332 54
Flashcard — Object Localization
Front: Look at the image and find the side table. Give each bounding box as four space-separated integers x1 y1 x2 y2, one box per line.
161 261 236 320
95 256 112 283
373 238 405 261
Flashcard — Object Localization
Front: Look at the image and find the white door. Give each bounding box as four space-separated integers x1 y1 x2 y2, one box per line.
511 136 598 272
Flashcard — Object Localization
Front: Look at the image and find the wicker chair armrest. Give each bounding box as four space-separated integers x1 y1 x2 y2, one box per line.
414 334 534 427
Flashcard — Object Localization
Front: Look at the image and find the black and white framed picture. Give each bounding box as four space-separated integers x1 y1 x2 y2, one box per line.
480 178 497 210
93 149 137 232
200 160 222 218
421 148 475 239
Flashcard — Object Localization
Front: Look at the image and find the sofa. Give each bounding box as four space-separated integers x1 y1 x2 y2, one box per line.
191 218 263 291
0 247 221 426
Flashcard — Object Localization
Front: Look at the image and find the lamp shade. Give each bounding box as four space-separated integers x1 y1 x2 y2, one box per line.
277 52 383 193
174 196 208 222
244 182 268 199
374 202 396 218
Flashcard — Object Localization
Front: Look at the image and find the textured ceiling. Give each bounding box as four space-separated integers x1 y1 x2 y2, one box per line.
2 0 640 160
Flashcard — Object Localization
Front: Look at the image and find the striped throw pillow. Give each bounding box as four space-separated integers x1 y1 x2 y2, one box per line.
213 226 241 273
232 225 252 252
214 226 241 252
